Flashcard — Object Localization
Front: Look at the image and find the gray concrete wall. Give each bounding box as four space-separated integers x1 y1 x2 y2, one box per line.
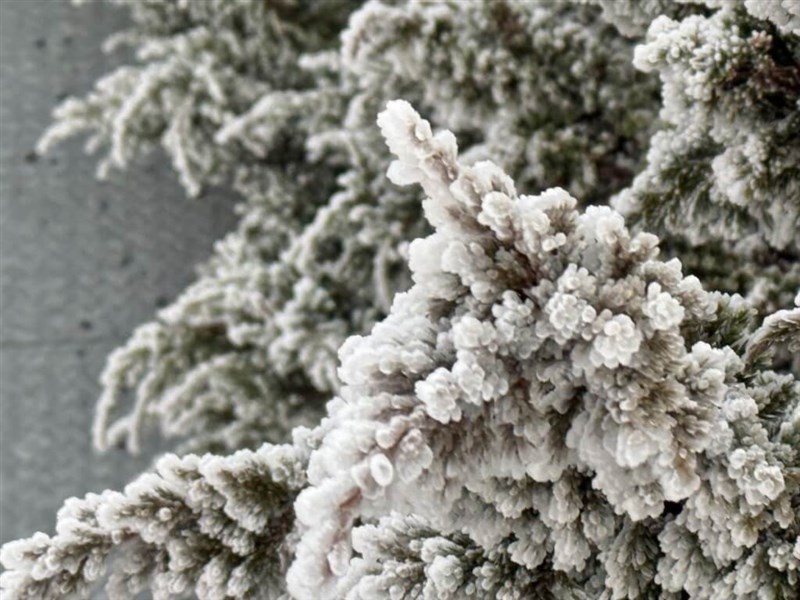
0 0 237 543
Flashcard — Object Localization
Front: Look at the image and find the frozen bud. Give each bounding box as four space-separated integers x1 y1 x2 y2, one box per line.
453 316 495 349
546 292 588 341
728 448 749 471
395 429 433 482
376 417 409 449
643 282 685 331
351 462 381 498
426 555 463 594
478 191 518 241
518 200 551 236
369 454 394 487
578 205 626 245
721 391 758 422
416 368 462 423
616 426 660 468
590 314 642 368
155 507 172 522
327 539 352 577
750 464 784 503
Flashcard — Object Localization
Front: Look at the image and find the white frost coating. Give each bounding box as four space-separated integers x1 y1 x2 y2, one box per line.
342 513 566 599
287 101 797 600
590 314 643 369
583 0 684 37
37 0 668 464
415 368 462 424
643 282 685 331
369 453 394 487
6 1 800 597
744 296 800 366
617 3 800 253
744 0 800 35
0 442 308 599
546 292 594 343
426 555 463 594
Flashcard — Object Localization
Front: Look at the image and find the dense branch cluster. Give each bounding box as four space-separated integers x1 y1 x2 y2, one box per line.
611 1 800 316
615 3 800 252
287 101 799 599
1 1 798 599
0 441 309 599
71 0 660 455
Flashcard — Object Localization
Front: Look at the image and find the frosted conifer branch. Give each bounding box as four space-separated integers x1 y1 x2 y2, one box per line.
92 173 336 454
82 0 663 455
743 0 800 35
38 0 357 196
744 293 800 369
341 512 598 599
0 442 309 599
614 2 800 253
11 2 800 596
341 0 659 204
288 101 799 599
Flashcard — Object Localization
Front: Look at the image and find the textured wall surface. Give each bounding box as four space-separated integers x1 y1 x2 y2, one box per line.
0 0 237 543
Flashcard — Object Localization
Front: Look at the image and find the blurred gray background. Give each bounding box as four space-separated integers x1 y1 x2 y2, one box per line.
0 0 236 544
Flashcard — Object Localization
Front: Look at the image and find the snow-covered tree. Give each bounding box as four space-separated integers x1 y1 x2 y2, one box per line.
2 1 799 598
4 95 800 600
610 1 800 315
615 2 800 251
38 0 358 196
52 0 658 455
287 100 799 599
0 439 310 599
